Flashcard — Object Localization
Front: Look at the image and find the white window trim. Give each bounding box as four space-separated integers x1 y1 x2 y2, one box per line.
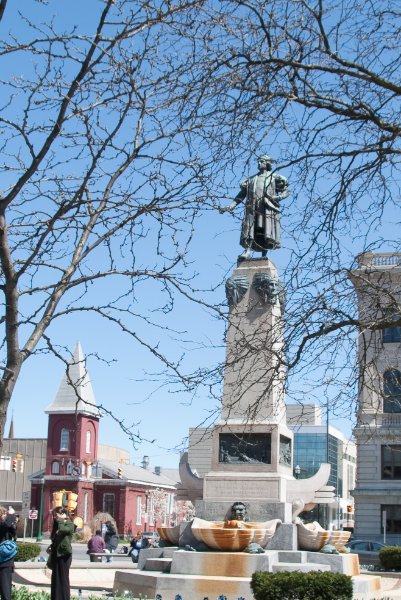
136 496 142 526
83 492 88 524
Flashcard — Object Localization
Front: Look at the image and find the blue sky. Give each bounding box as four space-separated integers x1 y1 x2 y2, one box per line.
7 184 364 469
3 0 400 469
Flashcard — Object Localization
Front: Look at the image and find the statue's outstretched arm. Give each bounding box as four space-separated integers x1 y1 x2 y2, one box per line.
220 186 246 212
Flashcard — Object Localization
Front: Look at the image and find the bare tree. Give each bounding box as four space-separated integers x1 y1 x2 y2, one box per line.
3 0 401 448
0 0 224 445
183 0 401 421
148 487 168 528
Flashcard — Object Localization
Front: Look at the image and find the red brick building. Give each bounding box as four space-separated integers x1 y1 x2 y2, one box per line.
30 343 179 536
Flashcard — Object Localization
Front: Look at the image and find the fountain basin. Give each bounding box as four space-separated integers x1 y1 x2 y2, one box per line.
157 524 181 545
297 520 351 551
191 517 282 551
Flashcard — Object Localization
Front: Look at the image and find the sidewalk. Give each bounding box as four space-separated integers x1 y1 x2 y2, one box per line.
14 539 136 597
13 561 137 597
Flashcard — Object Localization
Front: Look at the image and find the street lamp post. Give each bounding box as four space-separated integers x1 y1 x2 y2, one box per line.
336 495 341 530
36 479 45 542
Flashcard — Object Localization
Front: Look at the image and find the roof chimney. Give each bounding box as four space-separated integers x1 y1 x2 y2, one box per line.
141 455 149 470
154 466 161 476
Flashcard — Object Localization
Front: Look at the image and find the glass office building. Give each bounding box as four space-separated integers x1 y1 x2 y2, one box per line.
293 431 342 495
287 404 356 529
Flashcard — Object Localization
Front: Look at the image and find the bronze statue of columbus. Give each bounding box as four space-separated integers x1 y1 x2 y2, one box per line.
222 155 289 259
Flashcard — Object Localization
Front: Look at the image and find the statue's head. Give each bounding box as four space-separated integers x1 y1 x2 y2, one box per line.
231 501 247 521
267 278 278 297
258 155 272 170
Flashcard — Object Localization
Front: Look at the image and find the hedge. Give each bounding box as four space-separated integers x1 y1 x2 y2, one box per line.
251 570 353 600
15 542 41 562
379 545 401 570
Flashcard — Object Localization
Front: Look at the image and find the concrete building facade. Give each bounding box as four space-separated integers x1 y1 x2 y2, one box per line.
351 252 401 542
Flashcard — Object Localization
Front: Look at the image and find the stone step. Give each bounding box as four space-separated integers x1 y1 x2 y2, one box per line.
169 550 276 576
144 558 172 573
277 550 307 563
352 574 382 598
114 569 253 600
272 561 330 572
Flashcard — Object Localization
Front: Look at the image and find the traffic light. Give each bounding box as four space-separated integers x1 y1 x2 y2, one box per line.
52 491 64 509
15 452 24 473
347 504 353 513
67 492 78 515
11 460 17 473
117 467 122 479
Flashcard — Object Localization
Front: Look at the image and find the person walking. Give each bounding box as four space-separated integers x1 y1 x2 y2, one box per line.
103 520 118 563
0 506 17 600
49 507 75 600
87 530 105 562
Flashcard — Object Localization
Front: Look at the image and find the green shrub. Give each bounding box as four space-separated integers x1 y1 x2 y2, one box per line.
12 587 49 600
15 542 41 562
379 545 401 570
251 570 353 600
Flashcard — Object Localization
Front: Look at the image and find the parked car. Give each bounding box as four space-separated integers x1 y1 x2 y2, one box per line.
345 539 386 566
142 531 160 545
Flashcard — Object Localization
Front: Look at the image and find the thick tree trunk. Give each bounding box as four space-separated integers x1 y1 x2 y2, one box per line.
0 212 21 446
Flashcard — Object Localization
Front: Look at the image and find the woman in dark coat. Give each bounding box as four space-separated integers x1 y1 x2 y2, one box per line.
0 506 17 600
49 507 75 600
103 520 118 563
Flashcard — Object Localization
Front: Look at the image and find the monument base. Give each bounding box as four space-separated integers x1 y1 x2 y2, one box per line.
113 546 382 600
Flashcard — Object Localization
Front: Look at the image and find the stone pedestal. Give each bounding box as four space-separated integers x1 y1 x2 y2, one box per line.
222 258 285 424
196 259 295 522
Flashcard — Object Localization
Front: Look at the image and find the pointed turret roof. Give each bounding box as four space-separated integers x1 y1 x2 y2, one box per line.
45 342 100 417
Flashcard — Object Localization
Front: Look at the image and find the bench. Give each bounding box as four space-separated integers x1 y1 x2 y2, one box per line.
89 552 131 562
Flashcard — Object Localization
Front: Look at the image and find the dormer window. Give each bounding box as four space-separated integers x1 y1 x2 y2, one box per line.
60 428 69 451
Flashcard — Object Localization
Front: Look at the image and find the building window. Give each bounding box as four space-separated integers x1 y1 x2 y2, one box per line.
293 432 340 491
383 315 401 343
383 369 401 413
103 493 115 517
86 430 91 453
382 445 401 479
60 428 69 451
136 496 142 526
0 456 11 471
382 505 401 533
51 461 60 474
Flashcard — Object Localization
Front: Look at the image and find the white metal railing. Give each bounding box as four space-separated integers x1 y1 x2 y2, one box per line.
358 252 401 268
